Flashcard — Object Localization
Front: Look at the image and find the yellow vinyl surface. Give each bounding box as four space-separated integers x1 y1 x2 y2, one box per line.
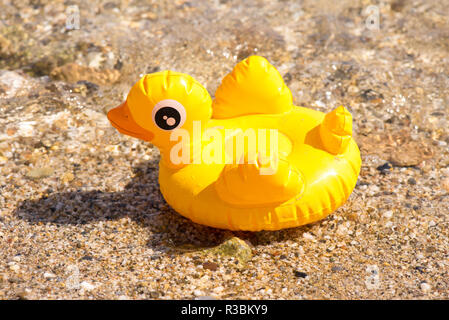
107 56 361 231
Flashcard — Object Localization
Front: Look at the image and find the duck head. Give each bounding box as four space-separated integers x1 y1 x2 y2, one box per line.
107 71 212 164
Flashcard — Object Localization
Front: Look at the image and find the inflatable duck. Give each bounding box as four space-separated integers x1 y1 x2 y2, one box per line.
107 56 361 231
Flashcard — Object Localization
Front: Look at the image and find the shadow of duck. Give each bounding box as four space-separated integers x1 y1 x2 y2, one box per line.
13 158 311 252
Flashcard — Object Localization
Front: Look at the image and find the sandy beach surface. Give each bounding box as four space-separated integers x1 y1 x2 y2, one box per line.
0 0 448 299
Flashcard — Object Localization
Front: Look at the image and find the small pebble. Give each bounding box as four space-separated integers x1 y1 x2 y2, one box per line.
331 266 343 272
212 286 224 294
0 70 28 98
426 246 436 253
195 296 217 300
420 282 431 293
442 177 449 192
43 272 56 279
383 210 393 219
202 262 219 271
61 172 75 183
376 162 392 174
193 289 205 296
80 281 96 291
414 266 425 274
79 255 94 261
8 277 22 284
302 232 315 241
26 167 54 179
16 289 32 300
207 237 252 264
9 264 20 272
293 270 308 278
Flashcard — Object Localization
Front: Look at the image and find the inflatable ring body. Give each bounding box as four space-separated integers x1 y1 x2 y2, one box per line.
108 56 361 231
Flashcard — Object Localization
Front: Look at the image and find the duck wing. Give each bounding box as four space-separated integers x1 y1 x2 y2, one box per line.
212 56 293 119
214 152 305 206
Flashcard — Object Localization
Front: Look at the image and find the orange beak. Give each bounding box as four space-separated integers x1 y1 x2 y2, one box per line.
107 101 154 141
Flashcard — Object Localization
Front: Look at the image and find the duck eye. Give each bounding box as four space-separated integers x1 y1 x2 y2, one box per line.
152 99 186 130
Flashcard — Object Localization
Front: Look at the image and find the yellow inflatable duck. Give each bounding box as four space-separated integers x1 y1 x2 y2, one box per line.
107 56 361 231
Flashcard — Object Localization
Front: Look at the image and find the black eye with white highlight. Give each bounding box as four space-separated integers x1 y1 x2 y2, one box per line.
152 99 186 130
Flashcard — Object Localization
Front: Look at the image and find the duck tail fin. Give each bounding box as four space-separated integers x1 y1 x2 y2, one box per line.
319 105 353 155
212 56 293 119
